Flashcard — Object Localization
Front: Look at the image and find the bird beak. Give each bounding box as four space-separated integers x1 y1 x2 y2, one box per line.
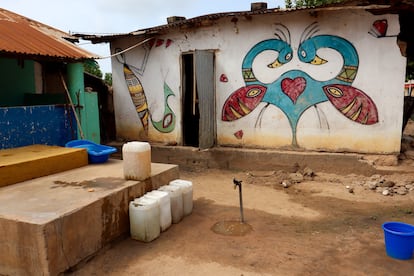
311 55 327 65
267 59 282 68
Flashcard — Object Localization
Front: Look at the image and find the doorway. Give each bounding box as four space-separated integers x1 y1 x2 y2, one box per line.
182 50 216 149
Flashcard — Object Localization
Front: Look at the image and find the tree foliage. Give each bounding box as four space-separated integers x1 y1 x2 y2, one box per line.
285 0 343 8
104 73 112 86
84 59 103 79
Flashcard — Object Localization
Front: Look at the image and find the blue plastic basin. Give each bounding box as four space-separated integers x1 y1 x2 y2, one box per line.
382 222 414 260
65 139 117 164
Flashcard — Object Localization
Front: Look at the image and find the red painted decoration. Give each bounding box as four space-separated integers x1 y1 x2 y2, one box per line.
220 74 228 82
281 77 306 104
155 39 164 47
234 130 244 139
148 38 156 49
222 84 267 121
165 39 173 48
323 84 378 125
371 19 388 37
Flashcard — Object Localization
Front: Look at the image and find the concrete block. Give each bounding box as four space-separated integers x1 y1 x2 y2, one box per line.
0 160 179 275
0 145 88 188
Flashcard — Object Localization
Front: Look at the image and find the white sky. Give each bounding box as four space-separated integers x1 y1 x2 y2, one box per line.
2 0 285 73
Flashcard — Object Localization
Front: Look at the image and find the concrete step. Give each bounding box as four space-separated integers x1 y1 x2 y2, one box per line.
0 145 88 188
0 160 179 275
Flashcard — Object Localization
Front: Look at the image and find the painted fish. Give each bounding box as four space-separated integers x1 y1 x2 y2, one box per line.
323 84 378 125
222 84 267 121
123 64 149 133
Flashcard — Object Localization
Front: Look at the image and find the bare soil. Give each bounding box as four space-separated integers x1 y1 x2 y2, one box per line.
69 167 414 276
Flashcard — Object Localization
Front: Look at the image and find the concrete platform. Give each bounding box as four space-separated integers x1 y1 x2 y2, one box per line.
0 160 179 276
0 145 88 188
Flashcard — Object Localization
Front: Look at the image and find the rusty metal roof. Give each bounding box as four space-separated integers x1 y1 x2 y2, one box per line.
0 8 98 61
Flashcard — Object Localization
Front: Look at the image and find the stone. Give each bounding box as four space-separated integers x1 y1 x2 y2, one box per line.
370 174 384 181
302 167 315 177
289 173 304 183
366 181 378 190
396 187 408 195
346 186 354 193
382 189 390 196
281 180 292 188
378 180 395 188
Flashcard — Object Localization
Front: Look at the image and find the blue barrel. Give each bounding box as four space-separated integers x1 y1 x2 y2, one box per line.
382 222 414 260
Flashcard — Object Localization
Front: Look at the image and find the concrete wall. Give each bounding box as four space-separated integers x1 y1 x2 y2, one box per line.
0 105 77 149
110 9 406 154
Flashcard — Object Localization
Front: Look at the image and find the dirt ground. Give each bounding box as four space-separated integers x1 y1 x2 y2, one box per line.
67 121 414 275
68 166 414 276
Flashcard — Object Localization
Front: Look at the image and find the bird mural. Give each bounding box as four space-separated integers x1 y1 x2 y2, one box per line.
222 23 378 146
116 44 176 135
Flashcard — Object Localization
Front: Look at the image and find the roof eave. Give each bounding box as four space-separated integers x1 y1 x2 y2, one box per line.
76 3 397 43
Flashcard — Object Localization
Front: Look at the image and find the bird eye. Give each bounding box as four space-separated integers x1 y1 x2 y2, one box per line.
285 53 292 61
301 50 306 58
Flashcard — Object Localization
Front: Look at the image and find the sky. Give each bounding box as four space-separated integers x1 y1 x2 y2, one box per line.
2 0 286 74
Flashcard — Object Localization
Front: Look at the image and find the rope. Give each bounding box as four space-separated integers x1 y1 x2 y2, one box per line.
98 38 153 59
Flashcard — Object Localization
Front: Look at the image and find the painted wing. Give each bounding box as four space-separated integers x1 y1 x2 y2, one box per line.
222 85 267 121
323 84 378 125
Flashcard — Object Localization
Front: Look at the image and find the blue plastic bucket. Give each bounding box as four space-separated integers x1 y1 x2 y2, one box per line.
382 222 414 260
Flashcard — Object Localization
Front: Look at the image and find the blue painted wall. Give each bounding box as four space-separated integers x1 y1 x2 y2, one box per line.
0 105 77 149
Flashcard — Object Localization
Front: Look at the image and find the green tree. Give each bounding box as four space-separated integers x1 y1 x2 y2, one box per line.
84 59 103 79
104 73 112 86
285 0 343 8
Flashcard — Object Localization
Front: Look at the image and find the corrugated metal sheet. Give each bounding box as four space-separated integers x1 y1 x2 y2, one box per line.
195 50 216 149
0 8 98 61
76 1 395 43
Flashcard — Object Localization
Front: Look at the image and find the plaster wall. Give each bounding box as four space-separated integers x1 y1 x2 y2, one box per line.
111 9 405 154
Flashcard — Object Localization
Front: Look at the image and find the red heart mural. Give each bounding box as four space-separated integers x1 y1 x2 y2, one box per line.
372 19 387 37
281 77 306 104
220 74 228 82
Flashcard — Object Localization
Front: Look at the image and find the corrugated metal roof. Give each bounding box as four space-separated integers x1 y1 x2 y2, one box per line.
76 1 397 43
0 8 98 61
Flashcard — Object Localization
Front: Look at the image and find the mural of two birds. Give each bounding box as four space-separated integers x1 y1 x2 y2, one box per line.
222 23 379 146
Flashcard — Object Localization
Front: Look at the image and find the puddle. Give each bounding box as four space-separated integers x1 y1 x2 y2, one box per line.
211 220 253 236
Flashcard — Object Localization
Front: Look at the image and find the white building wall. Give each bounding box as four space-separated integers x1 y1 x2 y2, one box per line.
111 9 406 154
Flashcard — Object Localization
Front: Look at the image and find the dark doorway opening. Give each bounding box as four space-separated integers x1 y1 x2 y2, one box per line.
182 53 199 147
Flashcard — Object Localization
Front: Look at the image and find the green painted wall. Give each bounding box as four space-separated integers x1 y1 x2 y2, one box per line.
0 57 35 106
84 91 101 144
67 62 100 143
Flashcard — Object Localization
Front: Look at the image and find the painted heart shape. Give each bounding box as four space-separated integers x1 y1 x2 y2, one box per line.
281 77 306 104
372 19 387 37
220 74 228 82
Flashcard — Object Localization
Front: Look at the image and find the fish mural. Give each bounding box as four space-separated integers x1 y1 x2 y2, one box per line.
222 23 379 146
116 42 176 135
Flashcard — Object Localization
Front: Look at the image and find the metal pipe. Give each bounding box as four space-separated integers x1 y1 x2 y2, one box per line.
233 178 245 223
